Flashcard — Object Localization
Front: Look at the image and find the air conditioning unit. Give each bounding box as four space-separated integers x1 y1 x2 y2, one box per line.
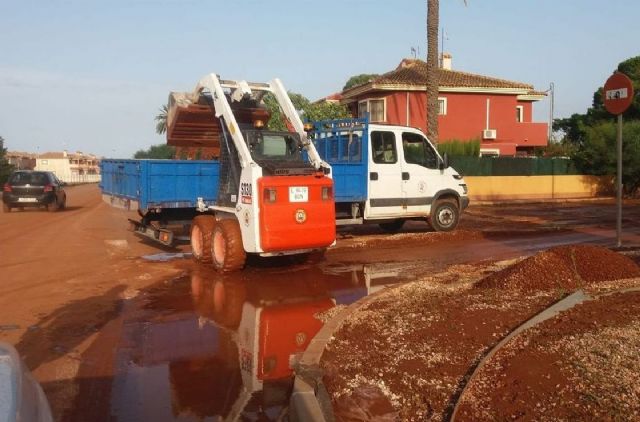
483 129 497 140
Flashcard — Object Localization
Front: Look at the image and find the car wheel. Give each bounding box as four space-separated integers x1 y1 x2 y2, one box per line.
2 203 11 213
60 196 66 210
429 199 460 232
47 199 60 212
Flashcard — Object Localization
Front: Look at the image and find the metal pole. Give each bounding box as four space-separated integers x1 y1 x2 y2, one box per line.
549 82 554 141
616 113 623 247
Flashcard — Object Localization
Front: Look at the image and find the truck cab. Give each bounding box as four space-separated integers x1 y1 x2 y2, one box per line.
311 118 469 232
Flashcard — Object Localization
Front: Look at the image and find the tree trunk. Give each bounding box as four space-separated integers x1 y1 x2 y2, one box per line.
426 0 440 145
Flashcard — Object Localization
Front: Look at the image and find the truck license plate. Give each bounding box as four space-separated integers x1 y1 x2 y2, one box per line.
289 186 308 202
18 197 38 203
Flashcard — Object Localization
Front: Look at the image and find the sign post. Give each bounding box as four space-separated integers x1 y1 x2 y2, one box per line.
603 72 634 247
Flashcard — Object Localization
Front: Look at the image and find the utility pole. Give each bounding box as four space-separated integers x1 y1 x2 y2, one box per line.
548 82 554 141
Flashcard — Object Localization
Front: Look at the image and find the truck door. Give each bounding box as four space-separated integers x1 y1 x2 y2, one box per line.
399 131 441 216
365 130 404 218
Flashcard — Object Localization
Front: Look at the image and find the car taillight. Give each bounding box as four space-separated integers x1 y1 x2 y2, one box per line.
263 188 277 203
322 186 332 201
44 184 54 192
3 183 11 192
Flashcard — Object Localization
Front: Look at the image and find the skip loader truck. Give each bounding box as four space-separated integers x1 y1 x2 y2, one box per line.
101 74 336 271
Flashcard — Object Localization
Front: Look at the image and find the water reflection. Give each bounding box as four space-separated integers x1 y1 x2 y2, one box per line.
111 263 409 421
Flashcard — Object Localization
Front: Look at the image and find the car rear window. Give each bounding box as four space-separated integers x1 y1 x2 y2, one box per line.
9 172 50 186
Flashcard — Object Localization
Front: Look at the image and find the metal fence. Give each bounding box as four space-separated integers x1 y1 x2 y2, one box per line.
60 174 102 184
449 157 578 177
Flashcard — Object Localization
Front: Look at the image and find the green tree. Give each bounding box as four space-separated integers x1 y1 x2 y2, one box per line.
343 74 379 91
133 144 176 159
155 104 168 135
264 92 350 131
0 136 14 184
556 55 640 141
554 55 640 195
572 121 640 195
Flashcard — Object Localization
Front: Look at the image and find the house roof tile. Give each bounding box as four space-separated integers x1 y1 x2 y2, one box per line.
343 59 544 97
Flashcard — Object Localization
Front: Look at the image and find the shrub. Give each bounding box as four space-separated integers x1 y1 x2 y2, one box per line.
437 139 480 157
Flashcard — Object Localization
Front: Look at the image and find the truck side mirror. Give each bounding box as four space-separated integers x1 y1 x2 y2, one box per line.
440 153 450 170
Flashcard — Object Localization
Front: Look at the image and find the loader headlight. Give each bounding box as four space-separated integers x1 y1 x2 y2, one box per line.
322 186 332 200
264 188 277 203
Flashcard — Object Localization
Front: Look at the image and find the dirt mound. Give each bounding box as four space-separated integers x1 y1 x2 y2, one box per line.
476 244 640 291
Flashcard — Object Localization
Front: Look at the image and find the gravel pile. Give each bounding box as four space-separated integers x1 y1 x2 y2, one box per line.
475 244 640 292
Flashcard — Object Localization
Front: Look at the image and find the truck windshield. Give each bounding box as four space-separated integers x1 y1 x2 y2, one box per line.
244 131 303 162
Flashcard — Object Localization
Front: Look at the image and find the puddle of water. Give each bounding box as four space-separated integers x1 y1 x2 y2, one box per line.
109 262 411 421
142 252 192 262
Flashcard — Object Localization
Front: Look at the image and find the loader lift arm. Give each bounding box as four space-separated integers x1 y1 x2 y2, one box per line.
193 73 328 172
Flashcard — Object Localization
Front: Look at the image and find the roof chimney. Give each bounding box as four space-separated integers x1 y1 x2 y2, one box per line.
442 53 452 70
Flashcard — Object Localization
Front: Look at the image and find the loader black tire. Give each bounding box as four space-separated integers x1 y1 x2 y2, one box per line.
211 219 246 272
429 199 460 232
190 215 216 264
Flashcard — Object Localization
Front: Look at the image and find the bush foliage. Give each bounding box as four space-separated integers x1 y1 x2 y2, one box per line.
133 144 176 159
437 139 480 157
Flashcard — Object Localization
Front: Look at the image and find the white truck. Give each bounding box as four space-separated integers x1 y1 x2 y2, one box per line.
310 117 469 232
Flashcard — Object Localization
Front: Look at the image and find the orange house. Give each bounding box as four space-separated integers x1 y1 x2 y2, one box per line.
339 57 549 156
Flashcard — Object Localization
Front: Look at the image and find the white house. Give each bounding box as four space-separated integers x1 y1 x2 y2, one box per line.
35 151 101 183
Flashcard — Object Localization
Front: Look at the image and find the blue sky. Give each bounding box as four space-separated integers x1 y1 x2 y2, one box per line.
1 0 639 157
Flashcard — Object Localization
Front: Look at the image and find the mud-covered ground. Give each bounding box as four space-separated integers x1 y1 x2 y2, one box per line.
1 184 639 420
321 246 640 421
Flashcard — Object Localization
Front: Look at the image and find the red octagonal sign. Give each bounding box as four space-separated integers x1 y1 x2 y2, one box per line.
603 72 634 115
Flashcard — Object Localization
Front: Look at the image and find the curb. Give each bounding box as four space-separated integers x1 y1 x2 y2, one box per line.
289 288 390 422
450 285 640 420
470 197 619 206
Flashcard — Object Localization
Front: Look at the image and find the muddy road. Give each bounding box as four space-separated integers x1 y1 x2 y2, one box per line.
0 184 639 420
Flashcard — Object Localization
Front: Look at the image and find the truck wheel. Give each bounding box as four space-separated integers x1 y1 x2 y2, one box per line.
191 215 216 263
430 199 460 232
379 219 405 233
211 219 246 272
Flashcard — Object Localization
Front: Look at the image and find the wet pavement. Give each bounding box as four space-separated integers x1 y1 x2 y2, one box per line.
108 262 411 421
97 223 640 421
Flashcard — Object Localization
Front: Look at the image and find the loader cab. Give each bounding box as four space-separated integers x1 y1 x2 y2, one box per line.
244 130 303 162
243 130 316 176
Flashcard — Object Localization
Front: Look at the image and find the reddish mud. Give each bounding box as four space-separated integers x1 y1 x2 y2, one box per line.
1 184 639 421
475 244 640 291
455 290 640 420
321 248 640 421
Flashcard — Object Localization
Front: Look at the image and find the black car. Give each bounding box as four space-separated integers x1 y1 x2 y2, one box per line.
2 170 67 212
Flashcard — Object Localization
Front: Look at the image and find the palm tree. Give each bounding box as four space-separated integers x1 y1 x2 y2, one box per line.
426 0 440 145
155 104 168 135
